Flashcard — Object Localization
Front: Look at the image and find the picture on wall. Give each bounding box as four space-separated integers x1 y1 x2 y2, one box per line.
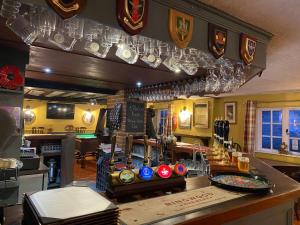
179 108 191 129
224 102 236 124
193 102 209 128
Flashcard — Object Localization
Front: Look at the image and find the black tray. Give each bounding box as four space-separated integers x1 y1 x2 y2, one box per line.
209 172 272 193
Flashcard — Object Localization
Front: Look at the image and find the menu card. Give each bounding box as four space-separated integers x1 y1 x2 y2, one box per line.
23 186 119 225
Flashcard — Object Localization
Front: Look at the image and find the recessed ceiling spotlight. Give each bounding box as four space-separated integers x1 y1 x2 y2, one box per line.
136 81 142 87
89 99 97 106
43 68 52 74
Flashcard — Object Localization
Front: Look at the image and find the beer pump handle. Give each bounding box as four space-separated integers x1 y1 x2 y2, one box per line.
109 135 117 173
143 135 148 166
127 135 133 169
159 135 164 164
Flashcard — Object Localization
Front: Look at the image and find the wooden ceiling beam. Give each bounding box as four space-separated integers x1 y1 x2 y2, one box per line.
25 78 116 95
24 94 107 104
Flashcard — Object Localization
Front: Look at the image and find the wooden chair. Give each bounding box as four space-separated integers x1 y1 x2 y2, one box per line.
31 127 36 134
79 127 87 133
37 127 45 134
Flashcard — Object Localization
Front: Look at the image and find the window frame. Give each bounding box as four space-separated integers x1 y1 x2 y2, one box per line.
157 109 168 135
256 107 300 155
256 108 283 153
287 107 300 153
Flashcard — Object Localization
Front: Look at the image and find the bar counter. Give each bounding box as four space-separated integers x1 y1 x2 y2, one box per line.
4 157 300 225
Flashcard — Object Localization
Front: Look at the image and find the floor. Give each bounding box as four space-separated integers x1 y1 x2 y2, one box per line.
73 156 97 181
73 157 300 225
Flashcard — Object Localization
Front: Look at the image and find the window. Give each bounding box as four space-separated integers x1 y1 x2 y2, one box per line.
258 109 282 151
289 110 300 152
157 109 168 135
257 108 300 153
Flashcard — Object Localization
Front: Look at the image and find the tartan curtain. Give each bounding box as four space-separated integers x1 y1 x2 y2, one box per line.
244 100 257 153
166 104 172 136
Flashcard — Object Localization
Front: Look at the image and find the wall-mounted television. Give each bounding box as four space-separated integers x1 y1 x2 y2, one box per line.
47 103 75 119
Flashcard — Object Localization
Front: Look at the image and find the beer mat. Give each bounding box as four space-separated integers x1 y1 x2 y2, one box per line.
27 187 118 221
119 186 246 225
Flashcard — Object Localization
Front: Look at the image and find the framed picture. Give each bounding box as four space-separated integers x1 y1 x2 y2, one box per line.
193 102 209 128
224 102 237 124
179 112 192 129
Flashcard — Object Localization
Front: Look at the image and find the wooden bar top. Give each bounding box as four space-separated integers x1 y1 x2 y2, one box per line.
132 139 211 152
153 157 300 225
4 157 300 225
133 138 159 147
172 142 211 153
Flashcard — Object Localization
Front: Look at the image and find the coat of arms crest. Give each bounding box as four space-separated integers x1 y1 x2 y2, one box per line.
208 23 227 59
117 0 149 35
46 0 86 19
240 34 257 65
169 9 194 49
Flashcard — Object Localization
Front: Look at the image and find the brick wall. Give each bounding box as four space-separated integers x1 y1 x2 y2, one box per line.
107 90 146 150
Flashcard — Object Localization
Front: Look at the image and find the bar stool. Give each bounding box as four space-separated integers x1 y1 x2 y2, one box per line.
32 127 36 134
79 127 87 133
75 127 80 133
38 127 45 134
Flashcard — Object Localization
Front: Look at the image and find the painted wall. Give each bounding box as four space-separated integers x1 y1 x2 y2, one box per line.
149 98 215 141
214 92 300 149
149 91 300 149
24 99 106 133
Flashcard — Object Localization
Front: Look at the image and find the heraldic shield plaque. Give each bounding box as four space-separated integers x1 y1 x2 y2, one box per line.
240 33 257 65
169 9 194 49
46 0 87 19
208 23 227 59
117 0 149 35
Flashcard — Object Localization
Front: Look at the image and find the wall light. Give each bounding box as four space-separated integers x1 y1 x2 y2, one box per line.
24 105 35 124
89 99 97 106
82 109 94 125
179 106 190 121
136 81 142 87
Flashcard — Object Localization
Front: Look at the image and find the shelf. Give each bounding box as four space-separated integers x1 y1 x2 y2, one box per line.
41 152 62 157
132 153 144 158
0 88 23 94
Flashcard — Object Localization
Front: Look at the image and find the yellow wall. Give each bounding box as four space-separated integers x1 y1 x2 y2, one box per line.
214 91 300 149
24 99 106 133
255 152 300 165
149 98 215 140
149 91 300 148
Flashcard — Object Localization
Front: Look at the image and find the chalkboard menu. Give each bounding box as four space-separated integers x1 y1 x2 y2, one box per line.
126 102 145 132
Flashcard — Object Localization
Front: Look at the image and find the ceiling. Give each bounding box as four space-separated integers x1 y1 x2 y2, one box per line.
24 86 108 104
1 1 299 96
0 16 191 94
199 0 300 95
26 45 190 90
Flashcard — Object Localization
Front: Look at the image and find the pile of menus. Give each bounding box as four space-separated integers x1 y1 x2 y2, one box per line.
23 187 119 225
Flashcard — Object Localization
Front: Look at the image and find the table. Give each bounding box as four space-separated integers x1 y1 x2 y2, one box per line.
4 157 300 225
75 133 99 168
